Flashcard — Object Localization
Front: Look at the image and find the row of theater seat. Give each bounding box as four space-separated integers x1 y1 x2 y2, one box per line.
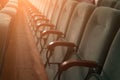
0 0 18 71
22 0 120 80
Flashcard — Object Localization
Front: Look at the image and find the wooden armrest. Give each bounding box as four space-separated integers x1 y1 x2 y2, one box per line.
34 16 49 22
41 30 64 37
36 23 55 30
45 42 76 67
47 41 76 49
57 60 101 80
31 12 43 17
59 60 100 71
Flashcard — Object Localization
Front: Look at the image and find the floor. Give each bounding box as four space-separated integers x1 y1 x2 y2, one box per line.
0 6 48 80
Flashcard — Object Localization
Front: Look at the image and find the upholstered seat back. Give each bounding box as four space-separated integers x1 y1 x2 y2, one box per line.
56 0 78 32
97 0 116 7
100 29 120 80
114 1 120 10
65 2 95 46
78 7 120 66
50 0 65 25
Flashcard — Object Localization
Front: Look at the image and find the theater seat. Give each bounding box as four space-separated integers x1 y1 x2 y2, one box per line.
58 31 120 80
51 7 120 80
99 28 120 80
44 2 95 80
77 7 120 67
85 28 120 80
43 2 95 65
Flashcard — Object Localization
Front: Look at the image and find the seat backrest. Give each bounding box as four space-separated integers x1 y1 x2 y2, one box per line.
40 0 49 14
88 28 120 80
46 0 58 20
43 0 51 17
100 28 120 80
45 1 95 77
78 7 120 68
35 0 44 12
65 2 95 46
50 0 66 25
114 1 120 10
97 0 116 7
57 0 95 33
57 0 95 35
56 0 78 34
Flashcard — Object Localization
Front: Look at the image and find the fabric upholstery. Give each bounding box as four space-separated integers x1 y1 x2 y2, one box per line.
97 0 116 7
78 7 120 66
101 29 120 80
114 1 120 10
